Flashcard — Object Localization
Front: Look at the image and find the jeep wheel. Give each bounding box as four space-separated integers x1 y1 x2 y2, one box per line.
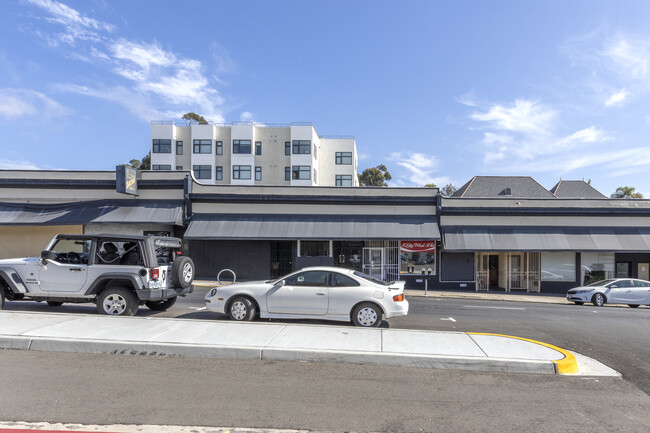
0 288 4 310
145 297 177 311
171 256 194 289
97 287 138 316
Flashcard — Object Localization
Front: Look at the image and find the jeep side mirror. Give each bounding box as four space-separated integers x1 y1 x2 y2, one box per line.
41 250 57 262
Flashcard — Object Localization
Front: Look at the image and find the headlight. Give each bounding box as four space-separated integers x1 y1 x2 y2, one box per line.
210 288 217 297
577 289 595 294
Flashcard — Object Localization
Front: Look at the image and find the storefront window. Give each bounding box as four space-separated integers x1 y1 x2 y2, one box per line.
580 252 615 284
616 262 630 278
541 252 575 281
400 241 436 274
300 241 329 257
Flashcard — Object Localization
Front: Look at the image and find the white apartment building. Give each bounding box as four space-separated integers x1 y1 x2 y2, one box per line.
150 121 359 187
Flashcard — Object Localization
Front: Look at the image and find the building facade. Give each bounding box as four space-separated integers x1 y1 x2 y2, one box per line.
150 121 359 187
1 170 649 295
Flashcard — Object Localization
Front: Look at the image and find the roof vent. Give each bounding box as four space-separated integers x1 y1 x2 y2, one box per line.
499 188 512 196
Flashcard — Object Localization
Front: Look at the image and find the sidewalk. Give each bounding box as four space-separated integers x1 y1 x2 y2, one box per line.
0 311 617 376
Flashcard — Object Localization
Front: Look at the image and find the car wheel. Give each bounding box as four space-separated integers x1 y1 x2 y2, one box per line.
145 297 177 311
573 301 584 305
628 304 640 308
592 293 606 307
228 296 256 321
171 256 195 289
352 302 383 327
0 288 5 310
97 287 138 316
46 301 63 307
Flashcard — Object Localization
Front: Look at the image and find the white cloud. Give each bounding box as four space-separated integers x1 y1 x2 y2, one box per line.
26 2 229 123
0 88 69 119
240 111 254 121
470 99 555 136
26 0 114 46
0 158 45 170
604 88 629 107
600 36 650 80
389 152 449 186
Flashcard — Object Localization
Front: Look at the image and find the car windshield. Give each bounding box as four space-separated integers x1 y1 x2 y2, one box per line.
353 271 393 286
587 279 615 287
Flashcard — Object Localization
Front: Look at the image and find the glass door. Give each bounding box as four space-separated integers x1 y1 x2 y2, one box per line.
363 248 384 280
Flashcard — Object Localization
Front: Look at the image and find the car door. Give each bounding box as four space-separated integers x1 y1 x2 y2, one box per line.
39 238 91 293
630 280 650 304
607 279 632 303
266 270 329 315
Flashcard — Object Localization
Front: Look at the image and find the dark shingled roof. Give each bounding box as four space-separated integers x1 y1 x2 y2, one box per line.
549 180 606 199
452 176 556 199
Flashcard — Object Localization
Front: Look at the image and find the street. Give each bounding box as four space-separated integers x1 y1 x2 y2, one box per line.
2 288 650 432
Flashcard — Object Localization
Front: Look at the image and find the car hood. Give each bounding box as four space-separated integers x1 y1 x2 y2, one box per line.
0 257 38 267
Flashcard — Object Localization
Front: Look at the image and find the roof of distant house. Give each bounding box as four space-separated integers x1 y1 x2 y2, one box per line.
549 180 606 198
452 176 556 198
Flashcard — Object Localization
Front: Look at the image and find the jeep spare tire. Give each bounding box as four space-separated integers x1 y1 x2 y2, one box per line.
171 256 194 289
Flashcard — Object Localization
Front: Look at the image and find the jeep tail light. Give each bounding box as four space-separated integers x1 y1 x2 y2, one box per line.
393 293 404 302
150 268 159 280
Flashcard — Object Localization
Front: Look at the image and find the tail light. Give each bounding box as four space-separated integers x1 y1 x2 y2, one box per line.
393 293 404 302
150 268 160 280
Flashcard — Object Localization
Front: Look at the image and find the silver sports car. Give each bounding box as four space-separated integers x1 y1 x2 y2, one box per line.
205 266 409 327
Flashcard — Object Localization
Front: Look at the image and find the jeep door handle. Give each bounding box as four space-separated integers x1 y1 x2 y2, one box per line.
69 268 83 272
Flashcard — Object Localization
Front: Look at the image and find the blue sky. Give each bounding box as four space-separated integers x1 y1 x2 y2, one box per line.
2 0 650 196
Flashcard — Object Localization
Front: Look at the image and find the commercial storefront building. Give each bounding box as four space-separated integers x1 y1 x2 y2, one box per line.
1 170 649 294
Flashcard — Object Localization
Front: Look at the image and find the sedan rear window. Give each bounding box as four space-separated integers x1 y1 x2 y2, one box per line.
353 271 392 286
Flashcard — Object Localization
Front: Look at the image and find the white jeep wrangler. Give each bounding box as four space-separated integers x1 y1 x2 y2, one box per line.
0 234 194 316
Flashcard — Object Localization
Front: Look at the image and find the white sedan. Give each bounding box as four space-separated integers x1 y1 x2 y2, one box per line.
205 266 409 327
567 278 650 307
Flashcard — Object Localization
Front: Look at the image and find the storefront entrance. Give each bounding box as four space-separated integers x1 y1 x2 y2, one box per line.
476 252 541 292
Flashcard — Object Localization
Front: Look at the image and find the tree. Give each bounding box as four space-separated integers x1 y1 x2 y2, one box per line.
358 164 392 187
128 154 150 170
424 183 437 188
441 183 457 197
182 112 208 125
611 186 643 199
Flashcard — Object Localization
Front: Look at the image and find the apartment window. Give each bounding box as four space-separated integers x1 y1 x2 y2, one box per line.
285 141 290 155
176 166 183 170
292 165 311 180
255 141 262 155
193 139 212 154
216 166 223 181
336 175 353 186
285 166 290 181
292 140 311 154
233 165 251 179
255 166 262 181
193 165 211 179
176 141 183 155
233 140 251 154
336 152 352 165
152 164 171 170
152 139 171 153
216 141 223 155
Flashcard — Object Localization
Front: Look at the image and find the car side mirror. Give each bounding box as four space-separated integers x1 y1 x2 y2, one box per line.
276 279 286 287
41 250 56 263
609 285 617 289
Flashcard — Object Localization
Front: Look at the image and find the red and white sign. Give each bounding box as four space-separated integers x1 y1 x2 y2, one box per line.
400 241 436 253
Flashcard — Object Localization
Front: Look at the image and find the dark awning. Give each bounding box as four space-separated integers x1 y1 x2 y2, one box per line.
443 226 650 252
184 214 440 240
0 200 184 226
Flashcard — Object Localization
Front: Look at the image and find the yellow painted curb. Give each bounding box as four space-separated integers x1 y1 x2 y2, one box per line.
467 332 579 374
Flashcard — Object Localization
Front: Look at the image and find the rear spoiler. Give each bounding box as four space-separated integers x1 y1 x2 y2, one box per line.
388 281 406 290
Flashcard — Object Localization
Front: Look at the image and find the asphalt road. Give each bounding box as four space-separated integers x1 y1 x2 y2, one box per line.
1 349 649 433
3 286 650 396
